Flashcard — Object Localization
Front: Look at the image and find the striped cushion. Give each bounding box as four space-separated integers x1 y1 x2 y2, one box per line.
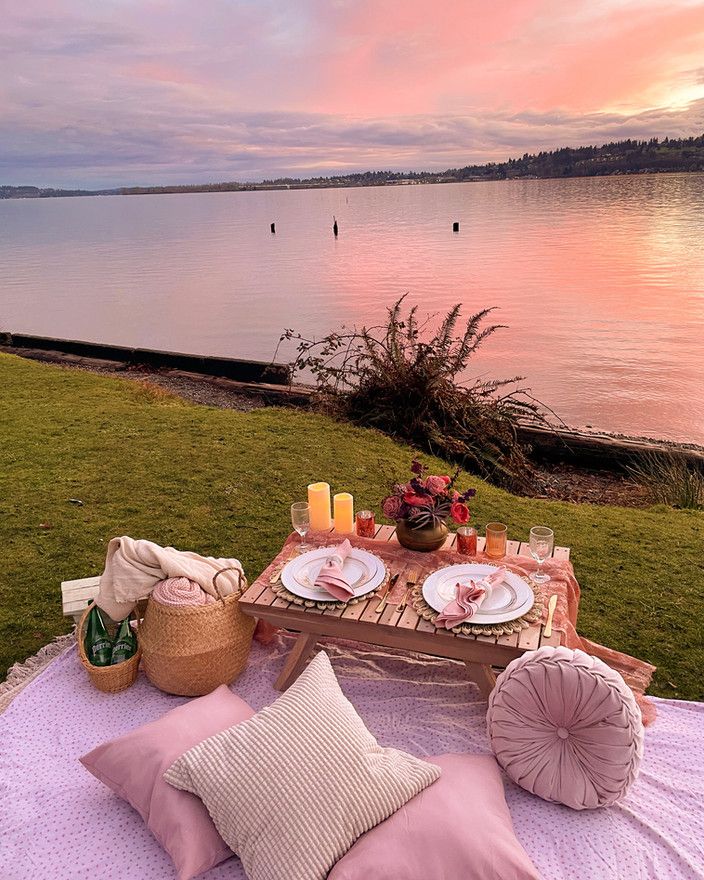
164 651 441 880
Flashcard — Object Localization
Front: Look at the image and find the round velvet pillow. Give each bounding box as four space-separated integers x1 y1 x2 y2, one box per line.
486 646 644 810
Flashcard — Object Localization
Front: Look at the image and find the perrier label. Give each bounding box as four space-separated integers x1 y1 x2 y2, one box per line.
111 616 138 665
85 605 113 667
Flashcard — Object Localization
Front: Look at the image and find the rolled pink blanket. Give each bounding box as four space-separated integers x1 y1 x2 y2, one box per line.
314 539 354 601
151 577 216 607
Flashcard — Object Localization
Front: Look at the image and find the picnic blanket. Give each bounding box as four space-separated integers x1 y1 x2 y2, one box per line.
0 637 701 879
259 533 657 724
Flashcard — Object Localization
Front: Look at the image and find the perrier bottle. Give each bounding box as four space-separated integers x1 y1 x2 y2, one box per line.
111 615 137 665
85 605 113 667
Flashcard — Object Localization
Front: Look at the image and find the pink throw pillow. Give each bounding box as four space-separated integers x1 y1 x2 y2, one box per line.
487 646 644 810
80 685 253 880
328 754 539 880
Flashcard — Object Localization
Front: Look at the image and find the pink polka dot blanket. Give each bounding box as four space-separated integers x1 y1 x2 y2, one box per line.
1 638 703 879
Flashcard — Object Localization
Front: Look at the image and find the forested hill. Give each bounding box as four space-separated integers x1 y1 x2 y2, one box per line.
447 135 704 182
262 135 704 187
3 134 704 198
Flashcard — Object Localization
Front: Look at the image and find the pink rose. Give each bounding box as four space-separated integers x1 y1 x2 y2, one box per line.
450 502 470 524
382 495 404 520
425 475 449 495
403 491 432 507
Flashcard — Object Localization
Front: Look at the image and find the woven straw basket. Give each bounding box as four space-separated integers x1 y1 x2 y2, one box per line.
77 603 142 694
137 570 255 697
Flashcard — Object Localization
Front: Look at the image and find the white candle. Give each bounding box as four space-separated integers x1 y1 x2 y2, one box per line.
308 482 332 531
333 492 354 534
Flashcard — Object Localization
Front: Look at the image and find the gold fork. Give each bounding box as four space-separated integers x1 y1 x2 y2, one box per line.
396 571 418 613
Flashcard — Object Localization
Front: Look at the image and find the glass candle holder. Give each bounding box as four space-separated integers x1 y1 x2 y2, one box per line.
355 510 376 538
456 526 477 557
485 522 507 558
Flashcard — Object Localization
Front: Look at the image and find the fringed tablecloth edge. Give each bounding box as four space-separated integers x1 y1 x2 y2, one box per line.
0 631 77 714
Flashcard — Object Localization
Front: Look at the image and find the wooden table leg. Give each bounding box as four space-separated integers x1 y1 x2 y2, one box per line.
274 631 319 691
464 661 496 700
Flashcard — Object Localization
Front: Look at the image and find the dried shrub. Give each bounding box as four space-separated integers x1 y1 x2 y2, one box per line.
279 297 549 491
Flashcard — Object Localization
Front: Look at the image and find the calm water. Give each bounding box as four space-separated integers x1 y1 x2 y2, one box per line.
2 174 704 443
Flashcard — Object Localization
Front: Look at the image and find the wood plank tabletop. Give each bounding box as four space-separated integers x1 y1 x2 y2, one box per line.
240 525 569 662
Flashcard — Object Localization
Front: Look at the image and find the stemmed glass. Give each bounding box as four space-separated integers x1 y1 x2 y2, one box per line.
291 502 311 552
529 526 554 584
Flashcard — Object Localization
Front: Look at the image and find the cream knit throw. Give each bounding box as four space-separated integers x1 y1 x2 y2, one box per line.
95 536 245 620
165 651 440 880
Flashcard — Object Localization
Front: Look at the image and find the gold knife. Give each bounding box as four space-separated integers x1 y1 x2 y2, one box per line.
376 572 399 614
544 594 558 638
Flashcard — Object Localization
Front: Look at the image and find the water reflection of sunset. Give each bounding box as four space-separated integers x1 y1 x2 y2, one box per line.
2 174 704 443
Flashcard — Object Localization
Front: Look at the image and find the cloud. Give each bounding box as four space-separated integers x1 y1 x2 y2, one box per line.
3 101 703 187
1 0 703 186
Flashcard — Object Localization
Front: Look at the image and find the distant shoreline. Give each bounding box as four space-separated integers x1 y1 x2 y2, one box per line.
3 133 703 199
1 167 702 201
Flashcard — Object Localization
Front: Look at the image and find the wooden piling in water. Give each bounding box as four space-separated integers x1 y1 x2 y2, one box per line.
333 217 338 237
270 222 276 233
452 221 460 232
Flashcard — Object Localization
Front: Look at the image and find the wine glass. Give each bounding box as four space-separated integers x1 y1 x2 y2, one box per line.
291 502 311 551
529 526 554 584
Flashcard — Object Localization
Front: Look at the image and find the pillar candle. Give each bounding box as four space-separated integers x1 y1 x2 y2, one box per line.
333 492 354 534
308 482 332 530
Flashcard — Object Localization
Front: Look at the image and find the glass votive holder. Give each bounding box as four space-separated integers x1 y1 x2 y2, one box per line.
356 510 376 538
456 526 477 556
485 522 507 558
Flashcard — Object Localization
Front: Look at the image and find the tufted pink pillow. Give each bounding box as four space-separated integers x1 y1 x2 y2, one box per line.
487 646 644 810
328 754 540 880
80 685 253 880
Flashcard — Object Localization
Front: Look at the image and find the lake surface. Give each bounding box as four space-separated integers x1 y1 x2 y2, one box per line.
2 174 704 444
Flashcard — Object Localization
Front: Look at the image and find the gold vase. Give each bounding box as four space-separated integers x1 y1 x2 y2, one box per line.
396 519 448 552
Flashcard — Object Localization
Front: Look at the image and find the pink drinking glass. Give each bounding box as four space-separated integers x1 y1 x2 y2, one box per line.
456 526 478 556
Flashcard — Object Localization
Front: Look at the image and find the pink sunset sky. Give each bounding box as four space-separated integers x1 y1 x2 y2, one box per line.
3 0 704 187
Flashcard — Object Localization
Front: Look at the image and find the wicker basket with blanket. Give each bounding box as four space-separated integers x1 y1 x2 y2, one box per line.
137 569 255 696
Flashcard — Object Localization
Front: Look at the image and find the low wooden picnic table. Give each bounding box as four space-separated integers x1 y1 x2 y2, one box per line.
239 524 570 696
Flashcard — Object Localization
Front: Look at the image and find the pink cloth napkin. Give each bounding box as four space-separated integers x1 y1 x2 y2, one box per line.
435 567 507 629
151 577 215 607
314 539 354 601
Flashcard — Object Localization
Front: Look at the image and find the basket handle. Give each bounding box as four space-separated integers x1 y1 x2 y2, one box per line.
212 566 245 601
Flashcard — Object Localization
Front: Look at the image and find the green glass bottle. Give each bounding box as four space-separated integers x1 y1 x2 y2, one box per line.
111 616 137 665
85 606 113 667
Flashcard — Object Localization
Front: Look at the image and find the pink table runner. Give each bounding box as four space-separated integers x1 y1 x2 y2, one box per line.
257 533 656 723
0 637 700 879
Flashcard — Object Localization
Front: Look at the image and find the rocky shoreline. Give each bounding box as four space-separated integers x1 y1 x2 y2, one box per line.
4 343 701 509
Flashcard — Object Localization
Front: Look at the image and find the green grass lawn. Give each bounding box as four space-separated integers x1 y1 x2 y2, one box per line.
1 352 703 700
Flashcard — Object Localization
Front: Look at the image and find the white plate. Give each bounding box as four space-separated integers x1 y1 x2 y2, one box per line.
422 564 534 624
281 546 386 602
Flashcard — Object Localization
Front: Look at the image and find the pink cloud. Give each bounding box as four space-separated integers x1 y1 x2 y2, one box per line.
2 0 704 186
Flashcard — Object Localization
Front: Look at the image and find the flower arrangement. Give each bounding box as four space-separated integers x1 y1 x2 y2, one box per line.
381 459 476 530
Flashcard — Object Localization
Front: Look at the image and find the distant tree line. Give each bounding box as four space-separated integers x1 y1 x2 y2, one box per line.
3 134 704 198
447 135 704 181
